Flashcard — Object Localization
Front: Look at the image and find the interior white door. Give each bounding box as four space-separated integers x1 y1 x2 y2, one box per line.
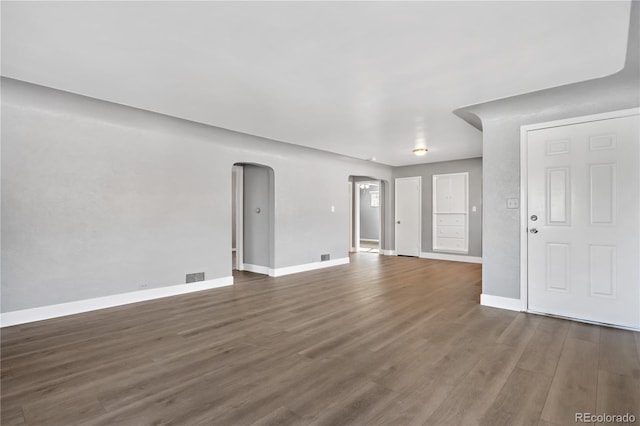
527 113 640 328
395 177 421 256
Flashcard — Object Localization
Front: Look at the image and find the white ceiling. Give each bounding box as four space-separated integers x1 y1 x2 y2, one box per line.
1 1 631 166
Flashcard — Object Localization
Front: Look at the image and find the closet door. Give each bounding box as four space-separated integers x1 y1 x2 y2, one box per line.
433 172 469 253
434 175 452 213
449 174 468 213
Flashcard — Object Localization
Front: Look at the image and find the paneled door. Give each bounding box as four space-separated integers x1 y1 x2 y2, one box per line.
395 177 421 257
527 112 639 328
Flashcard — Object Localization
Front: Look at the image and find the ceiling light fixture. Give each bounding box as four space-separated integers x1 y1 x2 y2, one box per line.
413 148 428 156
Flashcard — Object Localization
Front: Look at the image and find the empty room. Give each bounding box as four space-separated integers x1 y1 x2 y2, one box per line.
1 1 639 425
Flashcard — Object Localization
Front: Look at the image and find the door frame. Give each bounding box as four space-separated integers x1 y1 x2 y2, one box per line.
395 176 422 256
519 107 640 314
354 183 361 252
349 182 355 252
233 165 244 271
350 177 386 254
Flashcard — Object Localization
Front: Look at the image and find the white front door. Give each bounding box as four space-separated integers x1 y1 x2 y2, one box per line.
395 177 421 257
527 113 640 328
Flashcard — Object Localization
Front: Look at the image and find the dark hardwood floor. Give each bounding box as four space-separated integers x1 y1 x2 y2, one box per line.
1 254 639 425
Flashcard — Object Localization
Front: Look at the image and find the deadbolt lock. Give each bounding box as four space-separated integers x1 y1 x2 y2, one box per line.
530 215 538 221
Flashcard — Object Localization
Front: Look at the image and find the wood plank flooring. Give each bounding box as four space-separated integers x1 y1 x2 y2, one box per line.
1 254 639 425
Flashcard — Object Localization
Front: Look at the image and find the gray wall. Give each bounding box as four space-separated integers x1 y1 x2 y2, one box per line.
456 1 639 299
242 164 274 268
359 184 380 241
1 78 394 312
393 158 483 258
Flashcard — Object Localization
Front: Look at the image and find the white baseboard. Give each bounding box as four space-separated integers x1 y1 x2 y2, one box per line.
420 252 482 264
480 294 522 312
359 238 379 243
381 250 397 256
242 263 271 275
242 258 350 277
270 257 350 277
0 276 234 327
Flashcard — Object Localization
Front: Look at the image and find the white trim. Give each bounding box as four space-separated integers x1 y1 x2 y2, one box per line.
381 249 397 256
359 238 380 243
233 165 244 271
519 108 640 314
521 108 640 133
243 257 351 277
270 257 349 277
420 252 482 264
377 182 382 247
520 121 529 311
480 294 522 312
349 181 353 252
354 184 361 252
395 176 422 257
242 263 270 275
0 276 234 327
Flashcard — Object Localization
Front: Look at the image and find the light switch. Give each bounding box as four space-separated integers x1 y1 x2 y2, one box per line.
472 206 477 212
331 205 335 213
507 198 519 209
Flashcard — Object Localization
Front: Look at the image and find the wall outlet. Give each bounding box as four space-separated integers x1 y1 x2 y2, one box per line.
139 283 149 290
321 254 330 261
186 272 205 283
507 198 519 209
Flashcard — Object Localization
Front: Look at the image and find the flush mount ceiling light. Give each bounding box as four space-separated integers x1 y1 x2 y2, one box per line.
413 148 428 156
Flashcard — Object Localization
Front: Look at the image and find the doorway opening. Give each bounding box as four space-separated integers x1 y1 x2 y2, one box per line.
232 163 275 275
358 181 381 253
349 176 385 254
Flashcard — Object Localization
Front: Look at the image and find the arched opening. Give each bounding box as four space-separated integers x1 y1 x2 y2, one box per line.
232 163 275 275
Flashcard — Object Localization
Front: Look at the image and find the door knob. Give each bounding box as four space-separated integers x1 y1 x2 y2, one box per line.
530 228 538 234
396 221 401 224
